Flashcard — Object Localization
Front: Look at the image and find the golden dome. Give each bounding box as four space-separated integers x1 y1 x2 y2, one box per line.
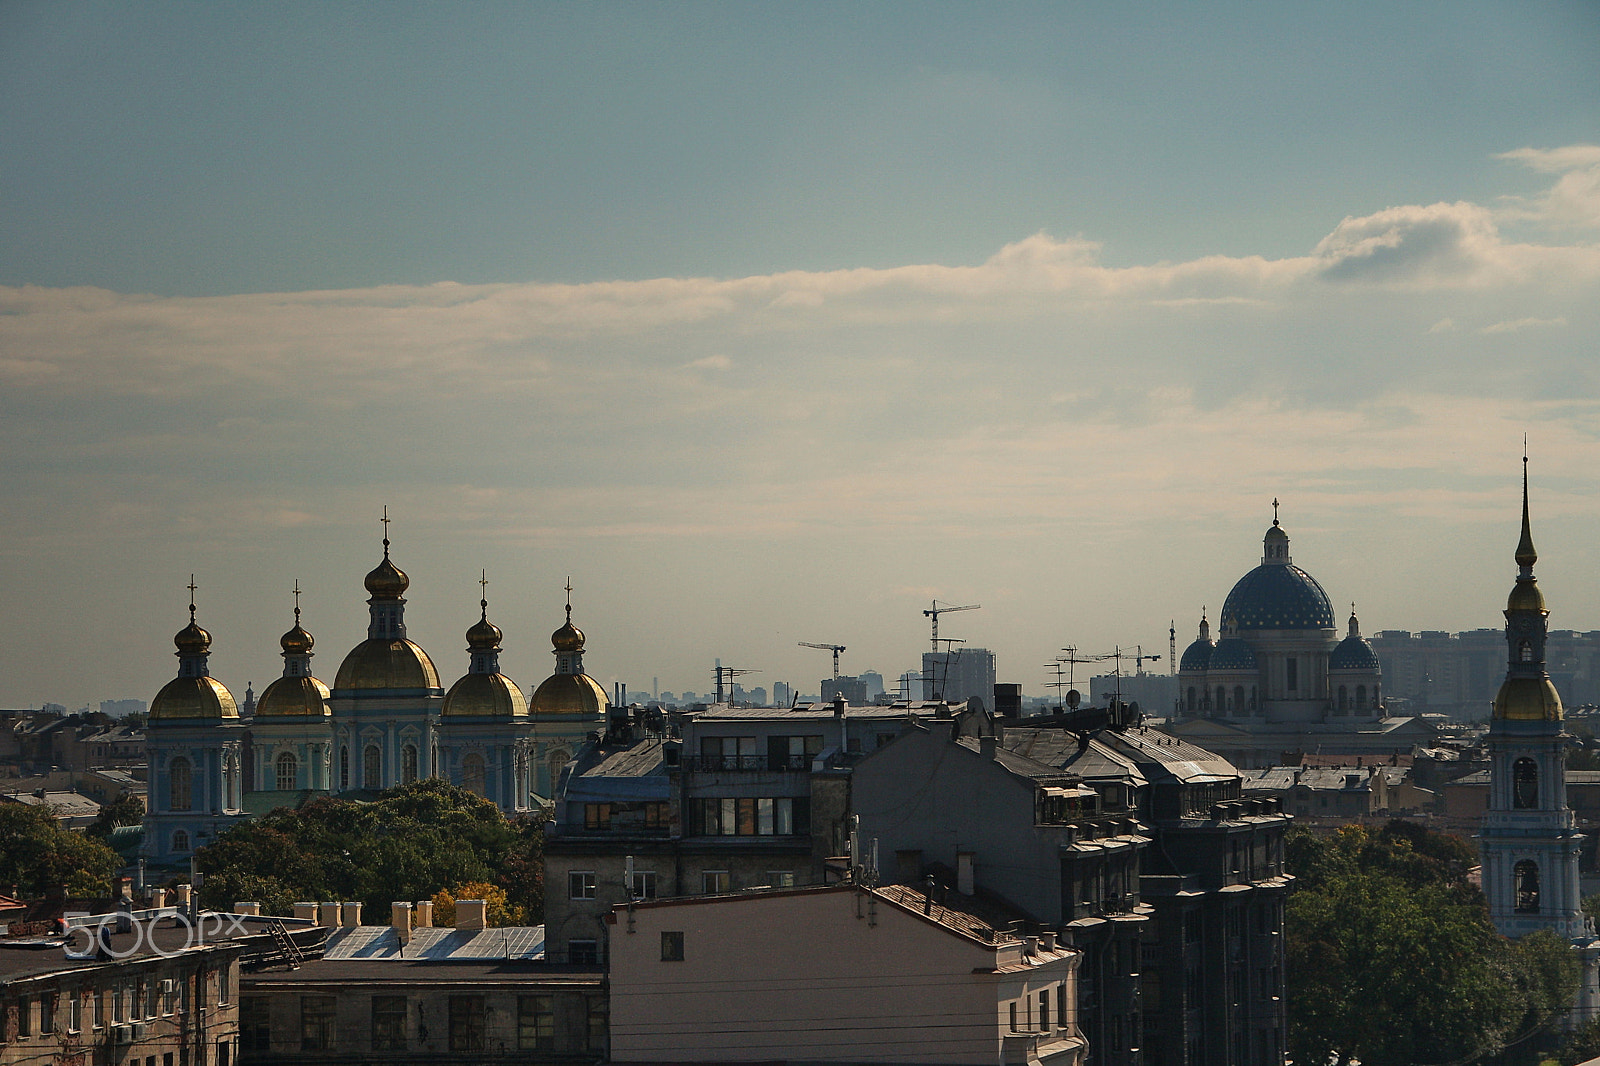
365 554 409 599
281 623 314 656
552 615 585 653
334 638 441 692
150 675 239 720
175 620 210 655
1508 580 1546 614
255 674 331 717
530 672 608 719
443 671 529 717
1493 675 1564 721
467 613 502 651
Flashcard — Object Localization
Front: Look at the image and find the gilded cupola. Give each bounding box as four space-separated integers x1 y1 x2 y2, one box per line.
256 584 331 717
1492 455 1563 722
443 576 529 717
333 516 442 694
529 583 609 721
150 578 240 721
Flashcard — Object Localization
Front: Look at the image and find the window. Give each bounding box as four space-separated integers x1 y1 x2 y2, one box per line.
1039 989 1050 1031
363 744 381 789
67 989 81 1033
1337 686 1348 713
1286 658 1298 692
462 753 486 796
241 997 271 1052
1516 860 1541 913
217 964 229 1004
275 752 297 791
692 796 807 836
700 734 759 769
569 939 599 964
17 996 30 1037
448 995 485 1052
1010 1001 1019 1032
661 930 685 961
401 744 418 784
1058 982 1069 1028
172 829 190 853
94 987 104 1028
170 757 193 811
630 870 657 899
768 734 825 769
300 995 336 1051
1514 758 1539 809
371 995 407 1051
113 983 126 1023
569 871 597 899
702 870 729 894
585 996 607 1053
585 803 612 830
518 995 555 1051
339 745 349 789
767 871 796 888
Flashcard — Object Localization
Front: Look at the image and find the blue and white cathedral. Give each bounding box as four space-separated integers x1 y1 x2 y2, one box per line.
142 526 609 866
1479 458 1600 1021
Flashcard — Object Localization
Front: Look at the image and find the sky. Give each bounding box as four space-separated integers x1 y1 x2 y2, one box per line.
2 1 1599 712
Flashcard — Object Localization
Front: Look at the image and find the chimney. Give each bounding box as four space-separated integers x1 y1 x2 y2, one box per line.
234 902 260 916
957 851 975 896
117 877 132 902
1024 935 1039 956
319 901 340 928
342 902 362 927
391 902 412 944
149 888 167 909
1040 931 1058 952
293 902 319 923
415 899 434 928
175 884 192 907
455 899 488 930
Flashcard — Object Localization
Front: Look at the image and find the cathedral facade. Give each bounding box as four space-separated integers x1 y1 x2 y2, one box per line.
142 532 608 866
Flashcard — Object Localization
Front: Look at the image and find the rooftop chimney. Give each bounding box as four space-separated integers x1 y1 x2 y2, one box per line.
455 899 488 930
391 902 412 944
1040 931 1058 952
319 901 340 928
415 899 433 928
234 902 261 916
342 902 362 927
293 902 319 923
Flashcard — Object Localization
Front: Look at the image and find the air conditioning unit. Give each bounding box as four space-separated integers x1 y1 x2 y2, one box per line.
160 980 174 993
112 1025 134 1043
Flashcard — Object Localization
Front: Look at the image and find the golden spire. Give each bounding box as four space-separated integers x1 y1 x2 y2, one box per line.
1516 447 1537 572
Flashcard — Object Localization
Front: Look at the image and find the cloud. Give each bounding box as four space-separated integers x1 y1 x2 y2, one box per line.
1313 202 1502 284
683 355 732 371
1496 145 1600 229
1480 316 1567 334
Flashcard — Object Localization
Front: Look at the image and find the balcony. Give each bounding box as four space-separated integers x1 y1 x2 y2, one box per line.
682 754 813 773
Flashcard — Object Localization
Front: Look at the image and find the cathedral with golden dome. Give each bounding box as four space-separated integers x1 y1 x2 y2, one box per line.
142 527 609 865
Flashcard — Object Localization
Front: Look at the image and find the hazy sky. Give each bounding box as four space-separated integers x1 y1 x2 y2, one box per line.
3 2 1599 711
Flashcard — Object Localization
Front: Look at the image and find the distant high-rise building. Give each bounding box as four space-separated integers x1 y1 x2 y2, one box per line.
772 682 792 707
858 671 886 700
100 698 148 718
921 648 996 706
821 676 868 705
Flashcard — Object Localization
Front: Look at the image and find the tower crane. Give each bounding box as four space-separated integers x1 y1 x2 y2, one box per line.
923 601 980 652
798 642 847 678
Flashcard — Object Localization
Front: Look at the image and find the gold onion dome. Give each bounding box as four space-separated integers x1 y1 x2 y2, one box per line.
365 552 409 599
280 622 314 655
1508 580 1546 613
552 608 585 653
256 675 331 717
467 609 503 650
174 619 211 654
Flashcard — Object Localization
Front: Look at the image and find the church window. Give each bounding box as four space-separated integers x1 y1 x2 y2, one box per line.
1355 685 1366 711
1513 758 1539 809
1286 658 1298 692
1250 686 1258 710
1215 687 1226 715
1520 641 1534 663
1233 686 1246 716
1338 686 1348 713
172 830 190 853
401 744 418 784
1372 685 1380 709
275 752 297 792
462 753 486 796
1186 687 1197 714
170 757 193 811
1515 860 1540 913
363 745 381 790
339 746 349 789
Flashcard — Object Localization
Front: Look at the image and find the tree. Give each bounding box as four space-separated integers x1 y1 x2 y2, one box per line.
0 803 119 897
194 779 544 921
1286 820 1579 1066
87 793 146 839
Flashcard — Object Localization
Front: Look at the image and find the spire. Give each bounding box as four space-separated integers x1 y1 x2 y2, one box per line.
466 569 504 674
173 574 213 678
1348 603 1361 639
280 580 315 678
363 510 410 639
1516 449 1537 573
1197 608 1210 642
1262 503 1290 565
1494 451 1561 721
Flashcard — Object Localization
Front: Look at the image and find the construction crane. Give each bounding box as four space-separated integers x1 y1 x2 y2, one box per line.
798 642 847 678
923 601 980 653
1170 621 1177 676
713 665 759 704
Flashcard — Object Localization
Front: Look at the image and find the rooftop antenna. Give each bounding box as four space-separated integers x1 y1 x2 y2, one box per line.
714 664 758 704
799 642 847 678
931 637 965 701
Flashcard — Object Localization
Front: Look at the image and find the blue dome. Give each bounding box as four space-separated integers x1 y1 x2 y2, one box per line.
1209 637 1258 671
1221 564 1335 632
1330 635 1380 671
1179 638 1215 672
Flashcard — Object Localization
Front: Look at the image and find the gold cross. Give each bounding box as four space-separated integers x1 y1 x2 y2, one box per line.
187 574 198 621
293 580 303 623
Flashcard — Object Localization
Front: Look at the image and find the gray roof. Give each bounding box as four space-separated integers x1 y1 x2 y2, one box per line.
322 925 544 961
689 702 947 722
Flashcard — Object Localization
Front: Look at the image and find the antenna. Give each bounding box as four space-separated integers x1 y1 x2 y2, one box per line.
1170 621 1177 676
798 642 847 678
714 664 759 704
930 638 965 701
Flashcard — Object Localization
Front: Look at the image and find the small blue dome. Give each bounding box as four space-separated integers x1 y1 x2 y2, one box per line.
1330 636 1381 671
1221 564 1335 632
1180 638 1215 673
1209 637 1258 671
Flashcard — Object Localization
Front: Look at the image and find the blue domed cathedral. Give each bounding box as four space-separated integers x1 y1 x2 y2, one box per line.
141 528 608 866
1167 505 1435 767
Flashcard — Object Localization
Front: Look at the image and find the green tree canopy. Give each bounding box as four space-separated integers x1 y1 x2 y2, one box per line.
194 779 543 922
0 802 120 897
1287 820 1579 1066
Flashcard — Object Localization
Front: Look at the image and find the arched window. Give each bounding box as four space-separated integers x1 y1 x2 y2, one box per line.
1250 686 1258 710
1372 685 1381 710
275 752 297 791
339 746 349 789
1513 757 1539 809
1215 687 1226 715
401 744 418 785
170 757 193 811
172 830 190 853
1186 687 1197 714
1337 686 1348 713
1515 860 1541 913
1355 685 1366 711
363 745 381 790
516 753 528 806
1520 641 1534 663
1233 686 1246 716
462 753 486 796
548 750 570 791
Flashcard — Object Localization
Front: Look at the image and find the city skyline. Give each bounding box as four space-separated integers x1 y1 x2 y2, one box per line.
2 3 1598 711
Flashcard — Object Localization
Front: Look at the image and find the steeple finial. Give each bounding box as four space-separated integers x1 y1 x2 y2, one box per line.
480 569 490 620
565 576 573 622
187 574 198 623
293 579 302 625
1272 498 1280 526
1516 448 1537 572
381 506 391 558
